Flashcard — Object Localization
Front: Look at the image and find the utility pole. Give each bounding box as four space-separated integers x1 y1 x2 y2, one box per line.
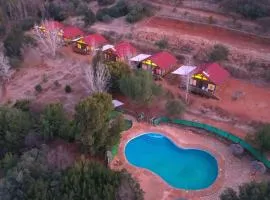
185 56 192 104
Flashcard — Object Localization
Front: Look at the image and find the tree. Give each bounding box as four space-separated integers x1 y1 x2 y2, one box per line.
75 93 119 154
83 8 96 26
0 49 11 94
209 44 229 62
220 181 270 200
220 188 239 200
83 62 111 94
33 20 63 58
166 99 185 116
126 2 153 23
116 169 144 200
0 106 32 153
119 70 162 104
155 37 169 49
60 158 120 200
97 0 115 6
247 124 270 152
106 61 131 92
3 27 24 60
40 103 74 141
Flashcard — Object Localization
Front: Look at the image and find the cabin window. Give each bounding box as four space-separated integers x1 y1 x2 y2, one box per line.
190 79 197 86
208 84 215 91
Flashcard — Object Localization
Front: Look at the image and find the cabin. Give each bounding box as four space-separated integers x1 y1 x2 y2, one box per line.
129 54 151 69
62 26 84 45
73 33 108 54
189 63 229 95
141 51 177 77
37 21 64 35
102 42 137 63
172 65 197 88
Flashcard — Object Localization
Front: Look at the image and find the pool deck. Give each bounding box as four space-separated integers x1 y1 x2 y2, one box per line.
110 122 227 200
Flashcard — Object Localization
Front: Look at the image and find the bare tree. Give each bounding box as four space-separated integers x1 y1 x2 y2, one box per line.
1 0 45 21
0 50 11 99
82 62 110 93
33 20 63 58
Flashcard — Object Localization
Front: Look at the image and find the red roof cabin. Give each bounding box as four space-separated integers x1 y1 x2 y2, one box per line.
62 26 84 44
103 42 137 62
37 20 64 33
141 51 177 77
73 33 108 54
190 63 229 95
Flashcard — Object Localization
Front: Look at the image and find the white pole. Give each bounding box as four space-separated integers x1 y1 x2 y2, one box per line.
185 56 191 103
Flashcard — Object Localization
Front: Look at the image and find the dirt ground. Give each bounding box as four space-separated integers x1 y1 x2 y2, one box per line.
1 47 91 114
139 16 270 56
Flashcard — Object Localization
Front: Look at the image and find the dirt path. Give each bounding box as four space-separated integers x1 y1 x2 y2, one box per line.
139 16 270 55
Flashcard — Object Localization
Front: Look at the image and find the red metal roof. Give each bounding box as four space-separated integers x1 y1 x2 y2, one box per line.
82 34 108 47
147 51 177 70
195 63 229 85
114 42 137 58
43 21 64 31
63 26 84 39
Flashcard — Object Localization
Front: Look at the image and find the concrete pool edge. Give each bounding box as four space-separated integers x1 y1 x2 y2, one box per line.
124 132 219 190
110 122 225 199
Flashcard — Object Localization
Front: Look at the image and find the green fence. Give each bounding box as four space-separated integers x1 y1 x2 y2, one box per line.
153 117 270 168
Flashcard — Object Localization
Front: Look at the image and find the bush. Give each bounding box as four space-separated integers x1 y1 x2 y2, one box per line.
0 107 32 153
247 124 270 152
65 85 72 93
155 38 169 49
221 0 269 19
96 8 110 21
40 103 76 141
107 0 129 18
4 27 24 59
83 8 96 26
126 2 153 23
45 2 67 21
119 70 163 104
13 99 31 112
209 44 229 62
20 17 38 31
220 181 270 200
35 84 42 93
97 0 115 6
166 99 185 116
106 61 131 92
54 80 60 87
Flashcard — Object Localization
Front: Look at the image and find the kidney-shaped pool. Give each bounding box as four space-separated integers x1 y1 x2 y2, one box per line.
125 133 218 190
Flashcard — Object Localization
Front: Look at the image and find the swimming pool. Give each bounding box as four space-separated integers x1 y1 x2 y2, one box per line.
125 133 218 190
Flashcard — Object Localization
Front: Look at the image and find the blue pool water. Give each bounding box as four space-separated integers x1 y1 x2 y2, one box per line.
125 133 218 190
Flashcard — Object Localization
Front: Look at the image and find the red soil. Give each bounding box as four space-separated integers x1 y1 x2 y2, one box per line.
142 16 270 54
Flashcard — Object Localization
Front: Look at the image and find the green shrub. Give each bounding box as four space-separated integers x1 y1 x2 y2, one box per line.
35 84 42 93
83 8 96 26
107 0 129 18
126 2 153 23
45 2 67 21
221 0 269 19
40 103 75 141
4 27 24 59
20 17 38 31
166 99 185 116
97 0 115 6
247 124 270 152
96 8 109 21
209 44 229 62
65 85 72 93
54 80 60 87
13 99 31 112
119 70 162 104
155 38 169 49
